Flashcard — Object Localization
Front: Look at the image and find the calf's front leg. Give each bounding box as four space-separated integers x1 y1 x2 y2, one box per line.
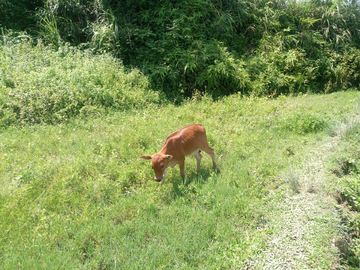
179 159 185 180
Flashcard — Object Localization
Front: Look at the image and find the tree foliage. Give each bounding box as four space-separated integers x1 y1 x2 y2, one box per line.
0 0 42 32
1 0 360 98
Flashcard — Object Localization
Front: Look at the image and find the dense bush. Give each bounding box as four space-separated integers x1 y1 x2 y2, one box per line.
1 0 360 98
0 0 42 32
0 32 158 127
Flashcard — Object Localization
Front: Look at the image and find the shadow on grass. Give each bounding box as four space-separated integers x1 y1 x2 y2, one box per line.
169 167 220 200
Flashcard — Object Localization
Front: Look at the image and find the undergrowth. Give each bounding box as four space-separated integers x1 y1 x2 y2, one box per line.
2 1 360 98
0 32 158 127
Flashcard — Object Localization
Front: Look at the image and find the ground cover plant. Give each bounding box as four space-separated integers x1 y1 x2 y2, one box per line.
1 89 359 268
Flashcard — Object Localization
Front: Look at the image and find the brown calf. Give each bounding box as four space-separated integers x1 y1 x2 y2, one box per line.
141 124 219 183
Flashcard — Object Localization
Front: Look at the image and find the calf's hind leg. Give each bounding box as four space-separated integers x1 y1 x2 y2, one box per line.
202 146 220 172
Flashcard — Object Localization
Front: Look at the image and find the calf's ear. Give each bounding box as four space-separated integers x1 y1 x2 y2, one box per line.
165 155 173 160
140 155 152 160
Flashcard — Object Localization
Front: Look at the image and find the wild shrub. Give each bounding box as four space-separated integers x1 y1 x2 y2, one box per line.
36 0 101 45
108 0 252 98
148 40 253 98
0 33 158 127
330 48 360 91
275 110 328 134
245 47 311 95
0 0 41 32
2 0 360 98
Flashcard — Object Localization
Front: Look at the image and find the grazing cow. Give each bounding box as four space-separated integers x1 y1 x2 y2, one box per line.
141 124 219 183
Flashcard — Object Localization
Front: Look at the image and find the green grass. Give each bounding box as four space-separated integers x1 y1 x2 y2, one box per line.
1 90 359 268
1 31 360 269
326 115 360 268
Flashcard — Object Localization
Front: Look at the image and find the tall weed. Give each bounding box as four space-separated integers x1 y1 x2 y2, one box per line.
275 109 329 134
0 33 158 127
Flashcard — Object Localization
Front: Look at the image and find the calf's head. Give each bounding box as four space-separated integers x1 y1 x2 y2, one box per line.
140 154 173 181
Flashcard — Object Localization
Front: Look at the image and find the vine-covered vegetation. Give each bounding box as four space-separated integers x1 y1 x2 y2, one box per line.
1 0 360 99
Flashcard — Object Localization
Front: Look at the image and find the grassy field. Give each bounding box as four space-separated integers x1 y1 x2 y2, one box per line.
1 89 359 269
1 32 360 269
